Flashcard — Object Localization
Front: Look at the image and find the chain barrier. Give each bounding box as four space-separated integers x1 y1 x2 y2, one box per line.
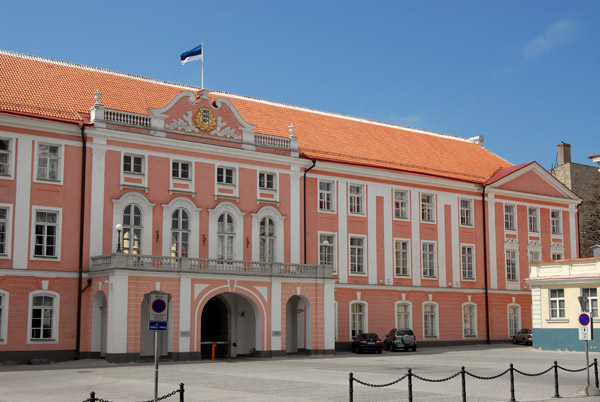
84 383 184 402
349 360 600 402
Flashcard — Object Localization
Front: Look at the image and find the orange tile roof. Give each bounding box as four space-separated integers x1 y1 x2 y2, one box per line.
0 50 512 183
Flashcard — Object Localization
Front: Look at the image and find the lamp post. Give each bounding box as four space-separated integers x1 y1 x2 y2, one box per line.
116 223 123 253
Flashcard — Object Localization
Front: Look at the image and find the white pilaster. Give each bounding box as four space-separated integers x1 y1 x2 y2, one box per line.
13 138 32 269
531 286 542 327
290 170 301 263
410 191 421 287
271 279 282 351
178 276 191 353
437 195 446 288
569 206 577 259
107 273 128 355
383 189 393 285
323 280 335 349
89 144 106 256
487 194 498 289
367 187 378 285
337 180 348 283
450 197 460 287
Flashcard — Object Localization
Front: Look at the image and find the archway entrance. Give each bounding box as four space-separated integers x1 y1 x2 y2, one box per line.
286 295 311 354
199 293 259 358
91 291 107 357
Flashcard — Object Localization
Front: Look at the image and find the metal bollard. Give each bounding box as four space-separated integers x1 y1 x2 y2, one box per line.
408 368 413 402
179 383 185 402
349 372 353 402
553 360 560 398
509 363 516 402
89 391 96 402
461 366 467 402
595 358 599 389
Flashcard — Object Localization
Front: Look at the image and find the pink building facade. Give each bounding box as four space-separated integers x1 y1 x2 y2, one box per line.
0 50 581 362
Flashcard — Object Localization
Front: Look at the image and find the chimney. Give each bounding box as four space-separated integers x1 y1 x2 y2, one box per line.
558 142 571 165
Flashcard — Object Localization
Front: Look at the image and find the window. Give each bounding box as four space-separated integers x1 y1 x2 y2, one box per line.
30 294 55 340
528 207 539 232
123 154 143 174
463 304 476 337
349 184 364 215
349 236 365 274
421 194 435 222
350 302 365 338
318 180 335 212
396 303 411 329
34 210 58 257
217 213 235 260
0 207 7 255
259 172 276 190
582 288 598 318
217 167 235 185
550 289 565 319
552 252 563 261
551 210 562 235
505 250 517 281
460 199 473 226
529 251 540 262
319 233 335 271
0 292 5 342
461 245 474 280
394 190 408 219
423 303 437 337
0 138 10 176
259 217 275 263
394 240 410 277
123 204 141 254
422 242 436 278
171 208 189 257
504 204 515 230
508 305 520 336
37 143 61 181
172 161 190 179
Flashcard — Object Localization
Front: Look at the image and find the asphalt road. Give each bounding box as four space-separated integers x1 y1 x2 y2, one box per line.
1 344 600 401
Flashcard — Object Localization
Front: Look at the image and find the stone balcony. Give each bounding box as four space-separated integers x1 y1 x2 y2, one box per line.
90 254 333 279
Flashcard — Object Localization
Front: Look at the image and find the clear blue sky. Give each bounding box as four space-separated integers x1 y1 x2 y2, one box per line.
1 1 598 168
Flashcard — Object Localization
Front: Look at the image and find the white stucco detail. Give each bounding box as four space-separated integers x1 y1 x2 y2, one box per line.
161 196 201 258
107 274 128 354
194 283 209 300
255 286 269 302
410 191 421 286
13 138 32 269
207 202 245 260
251 206 285 263
89 145 106 257
112 192 155 255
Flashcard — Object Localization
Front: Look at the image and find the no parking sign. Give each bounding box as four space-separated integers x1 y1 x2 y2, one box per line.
579 312 593 341
144 291 171 331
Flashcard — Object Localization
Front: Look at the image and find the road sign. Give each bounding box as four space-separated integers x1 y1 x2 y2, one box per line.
145 291 171 331
579 312 593 341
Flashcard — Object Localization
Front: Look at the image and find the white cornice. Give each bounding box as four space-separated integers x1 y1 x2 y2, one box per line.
487 187 581 206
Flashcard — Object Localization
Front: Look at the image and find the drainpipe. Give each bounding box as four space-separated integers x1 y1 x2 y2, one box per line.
481 184 490 344
303 159 317 264
76 124 88 360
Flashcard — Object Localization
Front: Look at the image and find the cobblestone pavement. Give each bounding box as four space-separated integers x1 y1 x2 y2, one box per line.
1 344 600 401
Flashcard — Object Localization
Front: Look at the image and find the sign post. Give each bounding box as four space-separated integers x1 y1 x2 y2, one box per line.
144 291 171 402
578 311 593 388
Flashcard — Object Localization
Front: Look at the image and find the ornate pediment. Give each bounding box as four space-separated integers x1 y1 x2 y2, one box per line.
504 238 519 247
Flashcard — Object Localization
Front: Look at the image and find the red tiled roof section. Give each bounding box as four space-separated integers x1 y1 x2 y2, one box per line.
1 51 512 183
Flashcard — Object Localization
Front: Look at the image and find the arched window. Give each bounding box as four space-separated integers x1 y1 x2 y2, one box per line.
171 208 189 257
396 302 411 329
123 204 141 254
259 217 275 263
218 213 235 260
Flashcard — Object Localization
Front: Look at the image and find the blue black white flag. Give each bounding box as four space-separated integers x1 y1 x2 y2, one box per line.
180 44 203 65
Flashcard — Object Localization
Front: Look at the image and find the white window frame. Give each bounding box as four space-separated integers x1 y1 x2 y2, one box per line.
350 301 367 339
422 241 437 279
123 153 144 175
462 303 477 338
460 199 473 227
423 302 439 338
348 184 365 216
319 232 336 274
259 216 276 263
30 206 62 260
0 137 14 179
551 210 562 235
549 289 565 320
505 249 518 282
395 301 412 329
461 244 475 280
0 204 12 258
161 197 201 258
508 304 521 337
113 192 155 255
0 290 8 344
318 179 336 213
421 193 435 223
529 250 540 263
394 238 411 277
216 166 236 185
504 204 516 231
582 288 598 319
208 202 245 260
528 207 539 233
170 207 190 257
34 142 63 184
349 235 366 275
258 171 277 190
393 190 409 220
552 252 563 261
171 160 191 180
27 290 59 344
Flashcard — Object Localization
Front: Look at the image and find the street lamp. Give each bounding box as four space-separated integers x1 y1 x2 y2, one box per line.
116 223 123 253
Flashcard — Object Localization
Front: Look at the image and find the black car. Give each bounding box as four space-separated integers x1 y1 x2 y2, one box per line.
512 328 533 345
351 333 383 354
384 328 417 352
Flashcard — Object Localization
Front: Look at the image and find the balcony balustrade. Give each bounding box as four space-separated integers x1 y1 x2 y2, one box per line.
90 254 333 279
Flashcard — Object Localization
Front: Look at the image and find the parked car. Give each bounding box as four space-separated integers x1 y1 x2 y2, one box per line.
351 333 383 354
512 328 533 345
384 328 417 352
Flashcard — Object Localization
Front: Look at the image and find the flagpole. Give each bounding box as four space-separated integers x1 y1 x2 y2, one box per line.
201 41 204 89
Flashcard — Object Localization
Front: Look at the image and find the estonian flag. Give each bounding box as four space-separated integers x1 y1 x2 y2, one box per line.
180 44 203 65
